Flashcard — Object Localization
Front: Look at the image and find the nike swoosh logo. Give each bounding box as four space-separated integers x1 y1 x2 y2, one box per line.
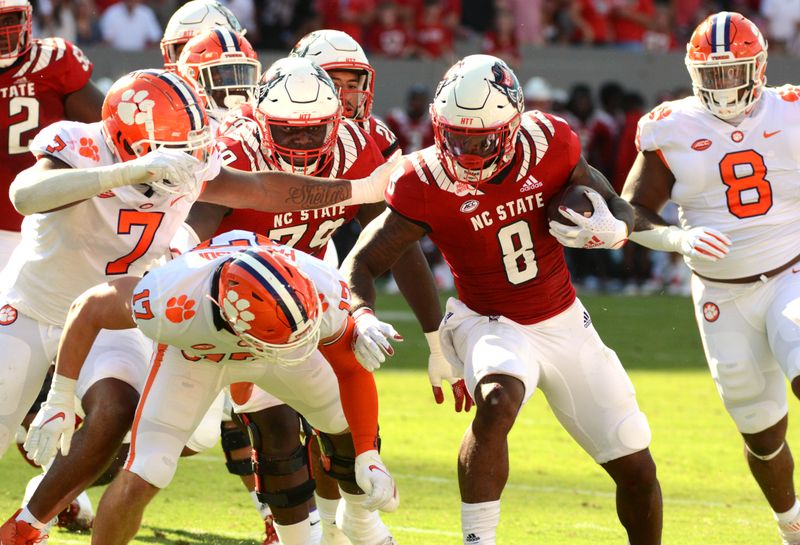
310 520 320 526
368 464 391 478
764 130 782 138
43 412 65 425
170 194 187 206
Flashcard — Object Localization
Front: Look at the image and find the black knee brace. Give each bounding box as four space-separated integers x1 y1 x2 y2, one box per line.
315 432 357 484
253 444 316 508
221 420 253 476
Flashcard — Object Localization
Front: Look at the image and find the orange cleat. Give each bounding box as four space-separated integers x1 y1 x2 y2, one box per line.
0 510 46 545
262 514 279 545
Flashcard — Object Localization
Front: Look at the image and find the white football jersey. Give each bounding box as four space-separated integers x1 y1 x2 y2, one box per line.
0 121 222 326
637 87 800 279
132 230 350 364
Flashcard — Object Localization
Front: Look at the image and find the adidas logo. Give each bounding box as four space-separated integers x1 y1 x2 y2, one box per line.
583 310 592 328
520 177 543 193
583 235 604 249
465 534 480 543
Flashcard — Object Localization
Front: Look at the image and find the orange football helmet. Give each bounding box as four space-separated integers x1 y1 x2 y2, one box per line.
686 11 767 119
217 248 323 364
0 0 32 68
101 69 214 165
177 28 261 118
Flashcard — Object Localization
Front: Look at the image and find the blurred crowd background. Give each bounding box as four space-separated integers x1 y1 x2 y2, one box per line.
32 0 798 295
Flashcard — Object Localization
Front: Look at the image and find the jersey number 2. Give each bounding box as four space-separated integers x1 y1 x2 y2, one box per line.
498 220 538 285
106 210 165 275
8 97 39 155
719 150 773 219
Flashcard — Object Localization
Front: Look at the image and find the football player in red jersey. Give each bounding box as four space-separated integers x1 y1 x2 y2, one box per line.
160 0 244 69
0 0 104 266
186 57 440 545
343 55 663 545
289 29 399 160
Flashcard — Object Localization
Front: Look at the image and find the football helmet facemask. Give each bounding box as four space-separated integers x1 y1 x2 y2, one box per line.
177 28 260 119
431 54 524 187
161 0 243 68
0 0 31 68
217 248 323 364
256 57 342 175
290 29 374 121
686 11 767 120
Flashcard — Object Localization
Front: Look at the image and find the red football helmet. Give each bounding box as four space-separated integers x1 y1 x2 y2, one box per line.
101 69 214 165
290 29 375 121
217 248 322 363
0 0 32 68
686 11 767 119
177 28 261 118
256 57 342 175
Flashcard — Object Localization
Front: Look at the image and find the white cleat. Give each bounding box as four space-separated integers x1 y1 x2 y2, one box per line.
320 519 352 545
780 519 800 545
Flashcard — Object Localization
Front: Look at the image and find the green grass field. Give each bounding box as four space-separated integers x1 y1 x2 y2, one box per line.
0 293 791 544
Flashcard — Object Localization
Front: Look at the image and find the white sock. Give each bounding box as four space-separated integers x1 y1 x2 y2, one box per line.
461 500 501 545
274 518 313 545
775 498 800 525
314 493 340 525
250 491 272 520
337 490 391 545
16 507 47 530
309 507 322 544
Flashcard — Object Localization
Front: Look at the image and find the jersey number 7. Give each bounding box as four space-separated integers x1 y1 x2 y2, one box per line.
106 210 165 275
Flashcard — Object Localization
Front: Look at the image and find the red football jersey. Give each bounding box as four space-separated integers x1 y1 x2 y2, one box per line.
215 111 385 258
385 109 434 153
0 38 93 231
386 111 581 324
358 116 399 158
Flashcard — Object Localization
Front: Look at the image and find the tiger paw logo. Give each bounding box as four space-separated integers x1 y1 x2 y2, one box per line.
78 137 99 161
778 84 800 102
117 89 155 127
703 302 719 323
0 304 17 325
166 295 196 323
222 291 255 333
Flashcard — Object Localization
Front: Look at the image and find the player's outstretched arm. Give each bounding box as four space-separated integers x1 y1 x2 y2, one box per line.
201 152 403 212
11 150 202 215
622 150 731 261
25 277 139 465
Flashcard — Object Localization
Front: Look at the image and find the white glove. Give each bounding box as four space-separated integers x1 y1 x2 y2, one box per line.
24 374 77 467
352 307 403 371
426 331 472 412
354 449 399 512
548 189 628 249
136 149 205 196
630 225 731 262
345 150 402 205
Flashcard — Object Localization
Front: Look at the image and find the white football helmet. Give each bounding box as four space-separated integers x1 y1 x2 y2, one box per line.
161 0 243 68
0 0 31 68
290 29 374 120
431 54 524 186
255 57 342 175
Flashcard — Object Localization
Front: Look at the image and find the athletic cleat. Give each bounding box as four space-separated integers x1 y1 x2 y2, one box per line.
320 519 352 545
56 492 93 532
262 514 279 545
780 519 800 544
0 510 46 545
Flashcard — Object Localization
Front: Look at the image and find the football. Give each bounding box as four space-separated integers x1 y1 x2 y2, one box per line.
546 184 594 226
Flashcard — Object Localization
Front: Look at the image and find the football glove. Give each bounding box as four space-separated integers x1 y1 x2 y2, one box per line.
426 331 472 412
352 307 403 371
24 374 77 467
346 150 402 205
548 189 628 250
629 225 731 262
354 449 399 512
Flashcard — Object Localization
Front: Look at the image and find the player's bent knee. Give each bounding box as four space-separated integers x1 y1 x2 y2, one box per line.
316 432 357 484
221 421 253 476
132 452 180 490
253 444 316 508
475 377 524 426
615 411 652 452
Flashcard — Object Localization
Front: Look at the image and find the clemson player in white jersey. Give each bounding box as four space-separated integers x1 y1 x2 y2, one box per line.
21 230 400 545
0 68 397 544
623 12 800 544
289 29 399 159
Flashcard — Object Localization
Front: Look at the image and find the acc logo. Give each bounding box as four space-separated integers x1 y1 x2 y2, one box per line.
691 138 712 151
0 304 17 325
117 89 155 127
731 131 744 143
703 302 720 322
460 200 479 213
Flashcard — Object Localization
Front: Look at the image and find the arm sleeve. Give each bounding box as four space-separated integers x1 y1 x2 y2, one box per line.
318 315 380 455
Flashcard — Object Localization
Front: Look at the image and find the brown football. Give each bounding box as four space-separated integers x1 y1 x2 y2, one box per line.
546 184 594 226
